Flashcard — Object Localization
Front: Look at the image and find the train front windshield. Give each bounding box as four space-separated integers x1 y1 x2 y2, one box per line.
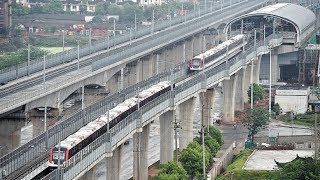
52 150 66 165
191 58 202 69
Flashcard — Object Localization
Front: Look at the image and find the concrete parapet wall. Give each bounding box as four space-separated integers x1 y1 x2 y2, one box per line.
255 135 317 150
207 141 242 179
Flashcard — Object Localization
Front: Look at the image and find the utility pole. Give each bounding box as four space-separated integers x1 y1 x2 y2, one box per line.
174 115 180 162
315 112 318 160
201 93 206 179
27 36 30 76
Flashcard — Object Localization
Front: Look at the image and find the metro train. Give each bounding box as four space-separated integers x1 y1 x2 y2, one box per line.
49 81 172 167
188 34 246 71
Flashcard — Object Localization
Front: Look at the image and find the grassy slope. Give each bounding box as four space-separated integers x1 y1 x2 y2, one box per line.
217 149 280 180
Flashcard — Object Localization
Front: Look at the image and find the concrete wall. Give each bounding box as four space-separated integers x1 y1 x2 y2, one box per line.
275 92 308 114
255 135 317 150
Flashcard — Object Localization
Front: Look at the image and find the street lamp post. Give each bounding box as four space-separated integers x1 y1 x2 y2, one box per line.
269 46 272 119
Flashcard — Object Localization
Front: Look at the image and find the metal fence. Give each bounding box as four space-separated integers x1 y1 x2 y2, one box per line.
0 1 291 178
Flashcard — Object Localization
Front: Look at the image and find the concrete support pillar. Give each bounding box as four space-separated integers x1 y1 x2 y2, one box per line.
193 36 202 56
202 35 207 52
106 75 118 94
119 68 124 91
271 49 278 83
136 59 142 82
159 110 174 164
0 119 23 156
182 42 186 63
234 69 245 111
222 75 236 123
155 54 159 75
30 109 59 137
254 56 262 84
199 89 215 128
178 97 196 149
133 124 150 180
159 52 166 73
243 66 251 103
106 145 122 180
142 57 152 80
79 166 96 180
185 40 193 62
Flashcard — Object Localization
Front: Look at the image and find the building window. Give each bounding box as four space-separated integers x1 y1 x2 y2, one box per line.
72 5 77 10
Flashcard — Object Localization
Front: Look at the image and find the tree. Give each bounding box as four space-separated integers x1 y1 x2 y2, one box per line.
153 161 188 180
30 4 45 14
12 1 30 16
278 158 320 180
122 3 142 23
107 3 123 16
91 16 103 23
95 2 109 15
241 108 270 144
247 83 266 103
43 0 64 14
208 126 224 146
179 141 210 178
273 103 281 115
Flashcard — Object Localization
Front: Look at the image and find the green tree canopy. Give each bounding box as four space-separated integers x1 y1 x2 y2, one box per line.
247 83 266 103
278 158 320 180
179 141 210 178
153 161 188 180
208 126 224 146
43 0 64 14
12 1 30 16
107 4 123 16
30 4 45 14
242 108 270 144
121 3 143 23
95 2 109 15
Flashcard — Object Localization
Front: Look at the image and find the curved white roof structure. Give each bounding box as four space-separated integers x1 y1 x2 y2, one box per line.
224 3 316 43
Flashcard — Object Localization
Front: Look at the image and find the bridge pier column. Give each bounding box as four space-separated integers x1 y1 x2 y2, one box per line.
185 39 193 61
202 35 207 52
181 42 186 63
178 97 196 150
222 75 236 123
199 89 215 128
165 47 174 69
106 75 118 94
271 48 279 83
234 69 245 111
118 68 124 91
133 124 150 180
193 35 202 56
142 56 153 80
159 110 174 164
0 119 24 156
79 166 96 180
30 109 59 137
159 51 166 73
254 56 261 84
153 53 160 75
106 145 122 180
126 62 137 87
136 59 142 82
243 66 251 103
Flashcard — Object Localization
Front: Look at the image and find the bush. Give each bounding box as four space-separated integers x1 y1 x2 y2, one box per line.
153 161 188 180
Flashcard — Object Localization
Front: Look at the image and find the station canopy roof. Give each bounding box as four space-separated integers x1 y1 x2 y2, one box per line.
226 3 316 34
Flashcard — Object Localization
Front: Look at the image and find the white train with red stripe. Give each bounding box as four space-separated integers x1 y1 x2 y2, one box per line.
188 34 246 71
49 81 171 167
